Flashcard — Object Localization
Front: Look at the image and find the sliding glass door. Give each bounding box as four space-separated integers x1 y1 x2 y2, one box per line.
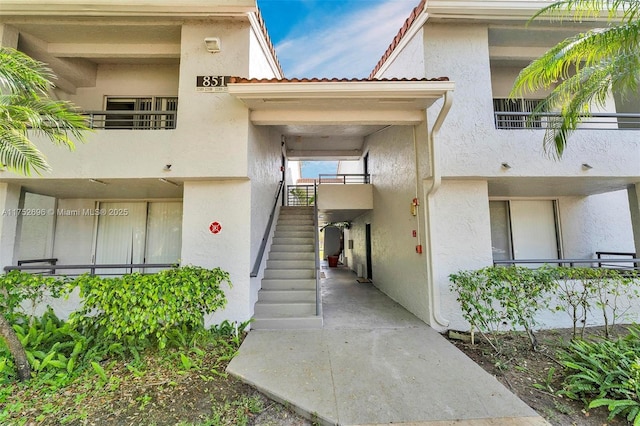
94 201 182 274
489 200 560 265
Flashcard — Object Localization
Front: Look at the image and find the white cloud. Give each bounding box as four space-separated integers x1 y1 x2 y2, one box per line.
275 0 418 78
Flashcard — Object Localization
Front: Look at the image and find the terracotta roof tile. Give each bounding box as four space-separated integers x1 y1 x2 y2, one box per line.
228 76 449 84
253 8 284 77
369 0 426 79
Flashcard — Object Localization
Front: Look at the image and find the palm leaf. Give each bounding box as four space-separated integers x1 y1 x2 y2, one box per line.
511 0 640 157
0 126 50 175
0 47 53 96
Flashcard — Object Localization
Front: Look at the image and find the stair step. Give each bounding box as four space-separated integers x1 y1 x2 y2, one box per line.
277 219 314 226
272 237 314 245
274 230 315 238
264 269 315 279
275 224 315 232
266 260 315 269
270 244 314 253
258 289 316 303
251 316 323 330
279 213 314 219
268 251 315 261
254 302 316 317
280 207 313 213
261 279 316 290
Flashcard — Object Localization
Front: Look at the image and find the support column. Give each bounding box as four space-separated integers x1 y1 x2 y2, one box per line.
181 180 252 326
0 24 19 48
0 183 22 269
628 184 640 256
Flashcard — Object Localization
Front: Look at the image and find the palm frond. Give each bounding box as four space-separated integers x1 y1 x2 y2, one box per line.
534 54 635 157
0 48 53 96
512 21 640 98
0 48 90 175
0 125 50 175
530 0 640 23
512 0 640 158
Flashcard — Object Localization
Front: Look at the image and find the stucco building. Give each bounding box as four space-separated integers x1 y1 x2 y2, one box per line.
0 0 638 331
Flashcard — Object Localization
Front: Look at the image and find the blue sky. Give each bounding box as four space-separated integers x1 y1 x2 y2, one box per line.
257 0 418 78
257 1 418 177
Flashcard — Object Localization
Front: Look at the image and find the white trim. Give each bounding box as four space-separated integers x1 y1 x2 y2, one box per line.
250 109 426 126
228 81 455 99
247 13 284 80
0 0 254 17
426 0 613 21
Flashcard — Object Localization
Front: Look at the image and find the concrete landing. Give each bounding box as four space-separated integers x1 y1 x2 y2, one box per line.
228 265 548 426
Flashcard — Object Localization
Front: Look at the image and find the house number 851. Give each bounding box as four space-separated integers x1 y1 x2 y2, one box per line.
197 76 227 87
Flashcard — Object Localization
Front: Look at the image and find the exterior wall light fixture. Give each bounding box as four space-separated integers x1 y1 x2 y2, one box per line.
582 163 593 170
501 162 511 169
204 37 221 53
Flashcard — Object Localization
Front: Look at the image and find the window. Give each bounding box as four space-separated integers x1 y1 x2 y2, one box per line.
493 98 546 129
489 200 561 265
105 96 177 130
93 201 182 274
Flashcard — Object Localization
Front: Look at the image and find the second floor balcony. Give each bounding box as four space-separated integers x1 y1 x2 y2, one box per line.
83 110 177 130
288 174 373 223
493 98 640 131
83 96 178 130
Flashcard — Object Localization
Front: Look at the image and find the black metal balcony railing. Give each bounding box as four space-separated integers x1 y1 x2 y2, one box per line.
5 261 176 276
494 255 640 271
494 111 640 130
83 110 177 130
288 185 315 206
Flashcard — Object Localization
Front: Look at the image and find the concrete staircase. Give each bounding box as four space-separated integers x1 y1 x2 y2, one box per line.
252 206 322 329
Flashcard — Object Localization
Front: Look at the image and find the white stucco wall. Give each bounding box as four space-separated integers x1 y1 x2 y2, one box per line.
249 26 278 79
378 27 425 79
67 63 179 110
337 160 363 174
247 124 282 310
4 19 254 181
431 180 494 330
181 180 252 325
348 17 640 332
317 184 373 211
559 191 636 258
420 22 639 180
349 124 432 323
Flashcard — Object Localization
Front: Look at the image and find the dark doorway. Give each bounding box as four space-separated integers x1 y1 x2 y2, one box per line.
363 153 369 183
365 223 373 280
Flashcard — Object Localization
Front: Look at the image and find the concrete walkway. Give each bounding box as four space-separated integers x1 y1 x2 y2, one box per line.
228 264 548 426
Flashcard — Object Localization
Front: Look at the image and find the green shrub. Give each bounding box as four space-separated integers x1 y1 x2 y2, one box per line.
448 268 506 352
560 325 640 424
0 270 67 322
449 266 554 351
70 266 231 350
549 268 639 340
